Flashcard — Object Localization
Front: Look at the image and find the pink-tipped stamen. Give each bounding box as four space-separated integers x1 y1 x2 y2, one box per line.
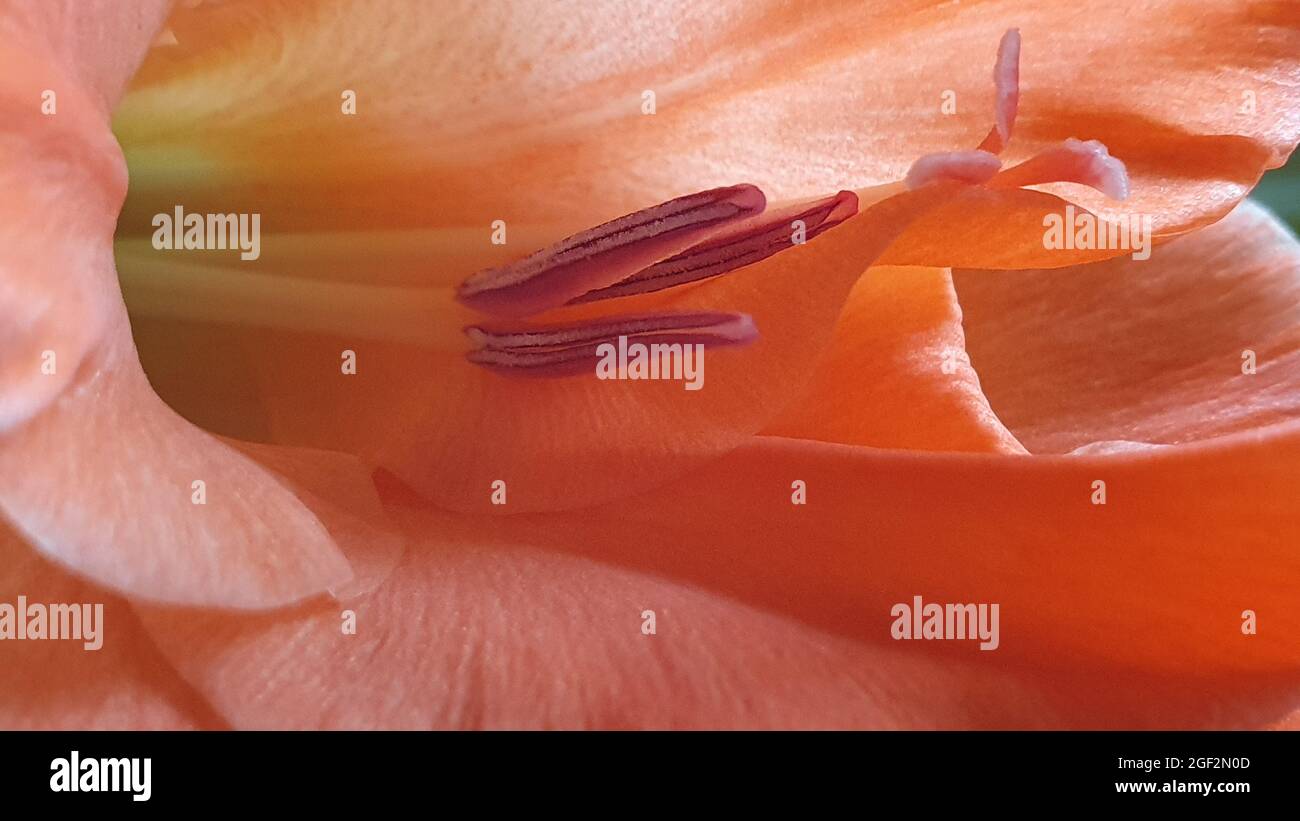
570 190 859 304
977 28 1021 154
457 184 766 318
905 150 1003 190
465 311 757 377
990 138 1131 200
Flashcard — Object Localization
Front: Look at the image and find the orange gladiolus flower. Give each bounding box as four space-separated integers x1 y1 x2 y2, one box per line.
1 0 1298 728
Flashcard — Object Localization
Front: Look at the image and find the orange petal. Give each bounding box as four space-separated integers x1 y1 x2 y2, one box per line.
1 0 381 608
132 539 1054 729
132 494 1300 729
954 200 1300 453
0 324 356 608
2 0 170 401
1268 708 1300 730
762 266 1025 453
881 179 1138 269
534 433 1300 678
113 1 1300 265
0 43 127 431
0 522 213 729
1 0 167 429
223 440 405 599
1 0 173 114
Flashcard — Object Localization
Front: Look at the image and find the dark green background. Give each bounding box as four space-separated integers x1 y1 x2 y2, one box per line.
1254 152 1300 230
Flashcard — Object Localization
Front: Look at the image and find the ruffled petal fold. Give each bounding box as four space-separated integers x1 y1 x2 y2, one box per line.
955 200 1300 453
763 266 1025 453
1 321 364 608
